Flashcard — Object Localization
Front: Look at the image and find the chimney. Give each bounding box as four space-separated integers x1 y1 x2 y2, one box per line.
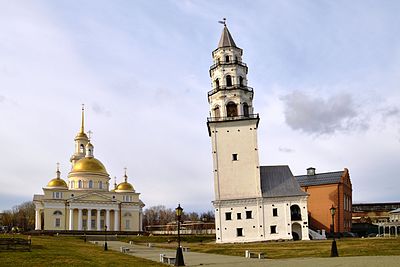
307 167 316 176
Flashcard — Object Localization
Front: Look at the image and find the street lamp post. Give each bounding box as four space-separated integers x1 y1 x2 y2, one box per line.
175 204 185 266
330 205 339 257
104 225 108 251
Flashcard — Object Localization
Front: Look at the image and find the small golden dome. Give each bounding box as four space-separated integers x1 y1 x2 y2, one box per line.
47 178 68 188
116 182 134 191
75 132 88 139
72 157 108 175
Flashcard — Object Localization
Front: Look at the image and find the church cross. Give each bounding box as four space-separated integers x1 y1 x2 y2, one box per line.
87 130 93 140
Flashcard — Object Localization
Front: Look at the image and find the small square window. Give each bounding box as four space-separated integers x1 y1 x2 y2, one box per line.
246 210 252 219
225 212 232 221
273 208 278 217
232 154 238 161
237 213 242 220
270 225 277 234
236 228 243 237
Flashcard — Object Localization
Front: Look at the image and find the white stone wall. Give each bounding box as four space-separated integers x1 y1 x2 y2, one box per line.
209 119 261 200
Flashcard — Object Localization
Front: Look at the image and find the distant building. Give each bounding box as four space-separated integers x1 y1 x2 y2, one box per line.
352 202 400 237
207 24 309 243
33 107 144 232
352 202 400 224
295 168 352 233
352 203 400 237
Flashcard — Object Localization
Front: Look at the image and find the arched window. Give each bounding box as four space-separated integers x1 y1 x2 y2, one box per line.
215 78 220 89
234 56 238 63
213 106 220 118
89 180 93 188
290 205 302 221
53 210 62 215
243 103 249 117
70 181 75 188
239 76 244 86
226 102 238 117
80 144 84 153
225 55 229 62
78 180 82 188
99 181 103 189
226 75 232 87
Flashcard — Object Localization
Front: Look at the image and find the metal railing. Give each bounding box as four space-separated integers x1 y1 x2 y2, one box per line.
207 114 259 122
209 60 248 71
208 84 253 97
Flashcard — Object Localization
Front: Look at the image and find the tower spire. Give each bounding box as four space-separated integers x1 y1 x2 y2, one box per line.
217 19 237 48
80 104 85 134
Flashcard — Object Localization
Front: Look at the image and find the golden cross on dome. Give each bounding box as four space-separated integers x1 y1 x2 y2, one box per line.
124 167 128 181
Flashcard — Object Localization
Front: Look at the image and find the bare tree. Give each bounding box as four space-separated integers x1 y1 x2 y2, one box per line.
0 201 35 231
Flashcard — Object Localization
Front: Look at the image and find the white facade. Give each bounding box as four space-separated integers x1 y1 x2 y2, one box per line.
207 25 309 243
214 197 309 243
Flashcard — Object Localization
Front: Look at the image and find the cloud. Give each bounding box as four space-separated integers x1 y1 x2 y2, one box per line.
278 146 295 153
382 106 400 119
92 103 111 117
280 91 368 135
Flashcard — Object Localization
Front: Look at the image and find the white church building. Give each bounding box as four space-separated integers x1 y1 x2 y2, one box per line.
33 107 144 232
207 24 310 243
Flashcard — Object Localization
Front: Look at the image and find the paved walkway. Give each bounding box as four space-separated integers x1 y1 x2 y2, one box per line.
92 241 400 266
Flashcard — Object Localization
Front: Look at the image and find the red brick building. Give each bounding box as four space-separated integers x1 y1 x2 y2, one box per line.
295 168 352 233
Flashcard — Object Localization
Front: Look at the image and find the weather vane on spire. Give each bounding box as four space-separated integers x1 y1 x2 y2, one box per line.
218 18 226 26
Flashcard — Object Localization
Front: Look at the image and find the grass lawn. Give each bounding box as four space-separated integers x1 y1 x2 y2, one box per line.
0 234 164 267
124 235 400 259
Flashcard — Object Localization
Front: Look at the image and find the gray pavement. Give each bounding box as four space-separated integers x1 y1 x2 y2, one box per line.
92 240 400 266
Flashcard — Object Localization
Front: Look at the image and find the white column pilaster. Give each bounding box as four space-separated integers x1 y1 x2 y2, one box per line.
87 209 92 231
114 210 119 231
97 209 101 230
78 209 83 230
35 209 41 230
106 209 110 230
139 211 143 232
69 208 74 230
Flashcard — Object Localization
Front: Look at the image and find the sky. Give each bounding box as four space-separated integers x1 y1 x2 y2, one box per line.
1 0 399 213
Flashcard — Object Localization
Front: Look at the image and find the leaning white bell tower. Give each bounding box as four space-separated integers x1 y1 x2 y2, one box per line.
207 22 262 201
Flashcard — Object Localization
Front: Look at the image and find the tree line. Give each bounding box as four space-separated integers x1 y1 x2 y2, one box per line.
0 201 35 231
0 202 214 231
142 205 215 228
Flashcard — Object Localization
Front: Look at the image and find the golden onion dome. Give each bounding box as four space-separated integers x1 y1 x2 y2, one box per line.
116 182 134 192
72 157 108 175
47 178 68 188
47 163 68 188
